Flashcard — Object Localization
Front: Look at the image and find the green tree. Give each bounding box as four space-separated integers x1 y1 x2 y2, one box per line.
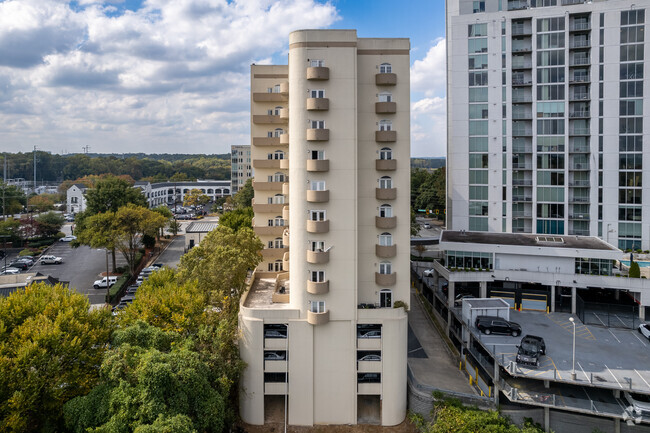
232 178 253 209
35 211 65 237
178 225 262 311
27 194 55 213
0 218 21 244
85 177 148 214
218 207 253 232
183 188 210 207
152 206 173 238
63 321 225 433
113 205 167 275
0 283 114 432
0 184 26 216
76 212 119 272
630 261 641 278
168 219 181 236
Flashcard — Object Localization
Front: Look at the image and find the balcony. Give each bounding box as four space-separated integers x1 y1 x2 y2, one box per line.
253 92 287 102
375 102 397 114
282 205 290 220
569 74 590 83
570 163 590 170
375 130 396 142
376 188 396 200
306 128 329 141
570 56 590 66
376 159 397 171
570 39 591 49
253 181 283 191
280 159 289 170
307 310 330 325
512 77 532 86
280 133 289 144
512 145 532 153
253 137 280 146
569 214 590 220
512 111 532 120
512 45 532 53
512 179 532 186
306 66 329 80
569 196 590 203
253 159 281 169
358 359 382 373
569 180 590 186
307 280 329 295
358 382 381 395
307 249 329 264
252 202 284 213
376 73 397 86
253 225 284 236
570 21 591 31
279 108 289 120
306 98 329 111
569 110 590 118
512 129 533 137
512 163 532 170
375 272 396 286
307 190 329 203
569 128 590 136
280 81 289 95
306 159 329 172
569 229 590 236
376 244 397 258
253 115 284 124
376 216 397 229
512 196 533 202
508 0 529 11
512 212 532 219
306 219 329 233
512 61 532 70
282 182 289 195
512 94 533 103
511 24 532 36
283 230 289 247
265 337 288 350
261 247 288 260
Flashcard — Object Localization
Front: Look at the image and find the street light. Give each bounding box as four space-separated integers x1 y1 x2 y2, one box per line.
569 317 576 380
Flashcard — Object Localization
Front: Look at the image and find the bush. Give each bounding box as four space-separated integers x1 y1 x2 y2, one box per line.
107 275 128 303
630 261 641 278
19 248 37 256
393 300 409 311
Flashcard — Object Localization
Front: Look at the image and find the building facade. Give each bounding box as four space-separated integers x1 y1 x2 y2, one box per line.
447 0 650 250
134 180 231 207
239 30 410 426
231 145 252 194
66 184 87 214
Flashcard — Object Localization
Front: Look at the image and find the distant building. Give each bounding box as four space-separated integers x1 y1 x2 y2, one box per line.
231 145 252 194
66 184 88 214
132 180 232 208
0 272 66 297
184 221 218 250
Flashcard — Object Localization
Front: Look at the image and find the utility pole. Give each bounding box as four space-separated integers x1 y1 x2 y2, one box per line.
2 155 6 221
82 145 90 154
33 146 37 193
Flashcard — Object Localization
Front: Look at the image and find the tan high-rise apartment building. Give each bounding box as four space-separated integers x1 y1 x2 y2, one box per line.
239 30 410 426
231 144 252 194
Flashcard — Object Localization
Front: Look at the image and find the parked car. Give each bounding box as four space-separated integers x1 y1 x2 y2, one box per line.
423 223 431 229
40 255 63 265
454 293 475 307
125 285 139 295
423 269 435 277
625 392 650 416
60 235 77 242
135 275 145 286
358 330 381 339
0 267 20 275
93 276 118 289
475 315 522 336
8 261 29 271
13 257 34 266
516 335 546 368
358 354 381 362
638 323 650 340
264 351 286 360
264 330 287 339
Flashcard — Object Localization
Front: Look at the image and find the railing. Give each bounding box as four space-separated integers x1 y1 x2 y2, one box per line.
512 78 532 85
512 94 533 103
570 92 589 100
569 229 590 236
512 146 532 153
571 56 590 66
569 180 590 186
570 39 591 48
512 212 532 218
570 146 590 153
570 196 590 202
508 0 529 10
570 22 591 31
569 110 590 118
512 129 533 136
570 128 590 135
512 196 533 202
570 163 590 170
513 179 532 186
562 0 585 5
569 214 590 220
511 25 532 36
512 164 532 170
512 62 532 69
512 111 532 119
570 74 590 83
512 46 532 53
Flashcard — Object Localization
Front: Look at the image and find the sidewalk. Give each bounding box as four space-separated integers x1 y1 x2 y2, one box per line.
408 286 476 395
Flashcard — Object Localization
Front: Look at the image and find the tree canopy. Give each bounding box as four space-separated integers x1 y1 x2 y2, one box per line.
183 189 211 207
85 177 148 214
232 179 253 209
218 207 253 232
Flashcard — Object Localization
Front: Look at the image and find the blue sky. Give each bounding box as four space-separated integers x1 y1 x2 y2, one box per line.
0 0 447 157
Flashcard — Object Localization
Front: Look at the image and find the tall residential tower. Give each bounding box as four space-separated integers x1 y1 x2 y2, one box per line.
239 29 410 426
447 0 649 250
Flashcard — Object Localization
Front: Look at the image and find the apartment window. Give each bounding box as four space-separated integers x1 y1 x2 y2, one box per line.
379 204 393 218
379 233 393 246
620 81 644 98
620 63 643 80
378 92 392 102
309 210 326 221
379 261 392 274
468 71 488 86
469 154 488 168
379 120 392 131
379 147 393 160
268 260 283 272
468 23 487 37
379 289 392 308
270 172 285 182
269 194 285 204
267 87 273 93
309 301 326 313
472 1 485 13
310 89 325 98
274 128 284 137
469 54 488 70
310 181 325 191
268 238 284 249
310 241 325 252
273 106 282 115
378 176 393 189
537 17 565 32
379 63 392 73
469 87 488 102
270 216 284 226
469 104 488 119
309 150 325 160
622 10 645 26
311 59 325 67
311 120 325 129
469 137 488 152
469 202 488 216
310 271 325 282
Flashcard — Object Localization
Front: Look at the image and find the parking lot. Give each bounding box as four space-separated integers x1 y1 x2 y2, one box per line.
472 309 650 394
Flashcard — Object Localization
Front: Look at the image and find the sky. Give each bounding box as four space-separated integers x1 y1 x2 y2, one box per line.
0 0 447 157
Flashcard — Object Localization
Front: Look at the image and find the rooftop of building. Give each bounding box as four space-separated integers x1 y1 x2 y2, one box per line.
185 222 218 233
243 274 291 309
440 230 620 251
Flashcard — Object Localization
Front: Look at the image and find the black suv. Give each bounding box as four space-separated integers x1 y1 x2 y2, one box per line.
475 315 522 336
516 335 546 368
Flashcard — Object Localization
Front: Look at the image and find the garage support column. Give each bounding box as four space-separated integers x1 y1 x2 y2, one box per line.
493 357 500 406
640 304 646 321
433 269 439 291
543 406 549 433
615 290 620 301
571 286 577 315
480 281 487 298
614 418 621 433
447 282 455 334
550 286 556 313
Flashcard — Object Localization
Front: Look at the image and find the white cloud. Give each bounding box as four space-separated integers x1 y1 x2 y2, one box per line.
410 37 447 157
0 0 339 154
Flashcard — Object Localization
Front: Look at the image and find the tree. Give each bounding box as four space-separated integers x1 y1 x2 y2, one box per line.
76 212 119 272
63 321 225 433
0 218 21 244
178 225 262 311
113 204 167 275
152 206 173 238
35 211 65 237
232 178 253 209
183 188 210 207
0 184 26 216
218 207 253 232
85 176 148 214
0 283 114 432
168 219 181 236
630 261 641 278
27 194 55 213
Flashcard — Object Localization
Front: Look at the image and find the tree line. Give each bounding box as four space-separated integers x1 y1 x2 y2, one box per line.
1 153 232 183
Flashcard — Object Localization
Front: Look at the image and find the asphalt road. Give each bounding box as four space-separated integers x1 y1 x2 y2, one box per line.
156 234 186 268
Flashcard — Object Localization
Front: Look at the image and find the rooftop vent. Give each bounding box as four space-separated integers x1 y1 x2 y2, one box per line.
535 236 565 244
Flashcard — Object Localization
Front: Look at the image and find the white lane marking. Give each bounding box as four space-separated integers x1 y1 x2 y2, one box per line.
634 369 650 389
613 314 629 327
592 314 622 343
632 332 648 347
578 362 589 381
605 364 623 388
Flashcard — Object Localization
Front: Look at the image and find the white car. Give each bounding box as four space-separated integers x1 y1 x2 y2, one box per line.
59 235 77 242
423 223 431 229
358 354 381 362
93 276 118 289
264 351 286 360
625 392 650 416
0 267 20 275
423 269 435 277
40 255 63 265
638 323 650 340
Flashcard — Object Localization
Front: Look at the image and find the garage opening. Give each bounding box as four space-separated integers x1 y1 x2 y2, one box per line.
264 395 286 423
357 395 381 425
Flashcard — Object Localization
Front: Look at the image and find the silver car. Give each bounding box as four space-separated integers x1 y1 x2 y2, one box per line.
625 392 650 416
